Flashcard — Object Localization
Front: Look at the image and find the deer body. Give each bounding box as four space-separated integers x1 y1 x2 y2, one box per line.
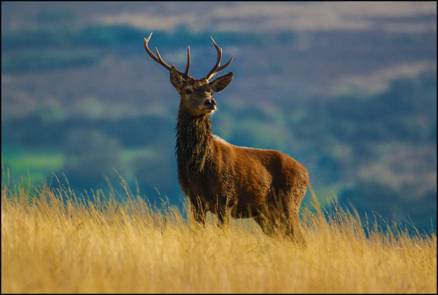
144 33 309 241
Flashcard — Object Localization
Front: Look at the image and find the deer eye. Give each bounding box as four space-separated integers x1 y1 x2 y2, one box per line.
184 88 193 95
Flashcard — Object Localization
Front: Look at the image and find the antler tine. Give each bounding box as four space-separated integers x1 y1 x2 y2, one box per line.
204 36 222 80
215 56 233 73
184 45 190 77
144 32 192 78
144 33 172 71
204 36 233 81
154 47 173 70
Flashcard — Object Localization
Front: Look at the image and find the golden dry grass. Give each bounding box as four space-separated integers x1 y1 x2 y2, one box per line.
2 184 436 293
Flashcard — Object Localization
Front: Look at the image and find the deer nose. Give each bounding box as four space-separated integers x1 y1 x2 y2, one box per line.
204 99 216 108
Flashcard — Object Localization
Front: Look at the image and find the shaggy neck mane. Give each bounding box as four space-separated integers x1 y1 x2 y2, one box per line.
176 108 214 174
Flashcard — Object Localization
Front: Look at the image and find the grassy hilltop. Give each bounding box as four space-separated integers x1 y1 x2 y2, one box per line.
2 183 436 293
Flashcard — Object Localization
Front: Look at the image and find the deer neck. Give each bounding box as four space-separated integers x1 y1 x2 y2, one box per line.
176 109 214 174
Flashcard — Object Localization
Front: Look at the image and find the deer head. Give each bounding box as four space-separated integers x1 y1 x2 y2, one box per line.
144 33 234 117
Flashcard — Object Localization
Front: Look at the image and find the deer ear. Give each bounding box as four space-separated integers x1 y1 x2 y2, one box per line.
170 67 185 89
209 72 233 93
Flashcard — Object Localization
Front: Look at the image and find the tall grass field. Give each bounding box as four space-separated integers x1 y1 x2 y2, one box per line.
2 183 436 293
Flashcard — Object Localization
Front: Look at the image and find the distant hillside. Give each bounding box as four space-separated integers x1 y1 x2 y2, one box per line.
1 2 436 235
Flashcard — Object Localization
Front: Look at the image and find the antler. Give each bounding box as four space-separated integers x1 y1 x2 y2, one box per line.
204 36 233 81
184 45 190 77
144 32 191 77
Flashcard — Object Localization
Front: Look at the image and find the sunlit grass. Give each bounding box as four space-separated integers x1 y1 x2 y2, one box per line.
1 182 436 293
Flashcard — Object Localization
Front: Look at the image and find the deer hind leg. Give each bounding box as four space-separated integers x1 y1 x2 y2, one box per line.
284 206 306 246
254 202 284 237
284 186 307 245
257 190 292 237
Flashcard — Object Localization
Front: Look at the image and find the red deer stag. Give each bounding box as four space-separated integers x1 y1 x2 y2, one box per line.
143 33 309 242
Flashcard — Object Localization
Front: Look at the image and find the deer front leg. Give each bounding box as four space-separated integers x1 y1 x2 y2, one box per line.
215 195 233 227
217 208 229 227
189 195 207 226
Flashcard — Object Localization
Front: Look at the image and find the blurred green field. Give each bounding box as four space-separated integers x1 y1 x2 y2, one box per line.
1 145 158 185
2 146 64 184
